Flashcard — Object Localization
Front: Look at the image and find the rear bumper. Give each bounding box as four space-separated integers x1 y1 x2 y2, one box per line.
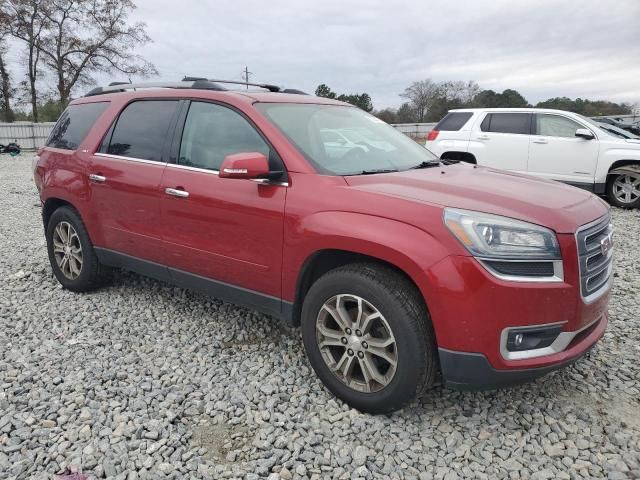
439 311 607 390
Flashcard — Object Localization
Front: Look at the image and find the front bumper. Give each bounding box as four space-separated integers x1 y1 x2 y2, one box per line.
439 311 608 389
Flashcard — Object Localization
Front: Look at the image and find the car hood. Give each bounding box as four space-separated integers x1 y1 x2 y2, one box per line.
344 164 608 234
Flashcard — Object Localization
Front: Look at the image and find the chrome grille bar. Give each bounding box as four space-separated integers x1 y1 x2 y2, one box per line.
576 215 613 303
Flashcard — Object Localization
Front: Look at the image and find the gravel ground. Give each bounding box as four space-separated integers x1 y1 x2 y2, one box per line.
1 153 639 480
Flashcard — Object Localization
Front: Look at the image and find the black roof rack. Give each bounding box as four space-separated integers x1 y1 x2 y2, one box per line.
182 76 282 92
84 80 227 97
84 78 308 97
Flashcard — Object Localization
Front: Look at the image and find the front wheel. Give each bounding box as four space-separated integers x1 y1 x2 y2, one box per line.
301 263 436 414
607 172 640 208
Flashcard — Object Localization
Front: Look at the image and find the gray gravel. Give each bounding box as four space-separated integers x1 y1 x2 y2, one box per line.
1 153 639 480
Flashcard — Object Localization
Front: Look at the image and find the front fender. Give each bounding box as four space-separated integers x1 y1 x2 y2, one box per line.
282 210 453 308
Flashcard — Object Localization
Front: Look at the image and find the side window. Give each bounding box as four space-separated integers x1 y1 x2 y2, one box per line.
179 102 270 171
484 113 531 135
480 114 492 132
47 102 110 150
107 100 178 161
435 112 473 131
536 114 584 138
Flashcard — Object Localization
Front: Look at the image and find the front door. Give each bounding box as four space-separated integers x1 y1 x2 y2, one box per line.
160 100 287 305
88 99 179 264
527 113 600 185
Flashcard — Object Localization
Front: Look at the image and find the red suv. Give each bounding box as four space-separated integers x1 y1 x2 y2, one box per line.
33 79 612 413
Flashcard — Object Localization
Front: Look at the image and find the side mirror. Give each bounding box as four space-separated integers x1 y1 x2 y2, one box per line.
219 152 270 179
575 128 594 140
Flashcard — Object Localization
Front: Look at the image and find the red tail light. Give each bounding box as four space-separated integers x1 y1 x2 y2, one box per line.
426 130 439 141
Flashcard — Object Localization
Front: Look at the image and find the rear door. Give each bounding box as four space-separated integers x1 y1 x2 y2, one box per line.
88 99 180 264
469 112 531 172
159 100 287 308
527 113 599 185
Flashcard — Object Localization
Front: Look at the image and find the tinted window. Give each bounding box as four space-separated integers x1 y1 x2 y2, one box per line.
482 113 531 134
107 101 178 161
179 102 270 171
436 112 473 131
536 114 584 138
47 102 109 150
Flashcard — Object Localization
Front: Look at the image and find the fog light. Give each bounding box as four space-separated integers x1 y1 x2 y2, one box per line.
506 325 563 352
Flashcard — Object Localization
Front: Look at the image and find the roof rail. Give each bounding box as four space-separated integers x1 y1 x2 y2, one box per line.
84 78 308 97
182 76 282 92
84 79 227 97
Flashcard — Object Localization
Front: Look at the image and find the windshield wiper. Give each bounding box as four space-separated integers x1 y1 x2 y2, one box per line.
352 168 398 175
409 160 441 169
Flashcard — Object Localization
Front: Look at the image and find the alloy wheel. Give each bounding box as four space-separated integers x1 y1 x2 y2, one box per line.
52 221 83 280
613 173 640 205
315 294 398 393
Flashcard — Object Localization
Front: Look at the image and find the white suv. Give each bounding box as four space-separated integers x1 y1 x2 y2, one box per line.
425 108 640 208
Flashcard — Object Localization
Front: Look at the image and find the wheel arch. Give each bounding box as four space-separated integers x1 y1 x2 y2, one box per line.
440 151 477 164
289 249 428 327
607 159 640 176
42 197 77 228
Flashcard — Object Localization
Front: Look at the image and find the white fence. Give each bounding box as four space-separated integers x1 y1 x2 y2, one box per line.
391 123 437 139
0 122 55 150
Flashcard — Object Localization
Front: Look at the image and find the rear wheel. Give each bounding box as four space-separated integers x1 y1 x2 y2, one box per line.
607 172 640 208
46 206 110 291
301 263 436 414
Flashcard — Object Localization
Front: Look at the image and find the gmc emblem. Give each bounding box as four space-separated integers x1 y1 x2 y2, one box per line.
600 232 613 256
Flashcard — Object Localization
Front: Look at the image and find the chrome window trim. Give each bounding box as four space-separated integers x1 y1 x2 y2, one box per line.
500 316 600 361
167 163 220 175
93 153 289 186
477 258 564 283
94 152 163 165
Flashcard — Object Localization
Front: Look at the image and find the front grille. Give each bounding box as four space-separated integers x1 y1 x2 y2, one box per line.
576 215 613 302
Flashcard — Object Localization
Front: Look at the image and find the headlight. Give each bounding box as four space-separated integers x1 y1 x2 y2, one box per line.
443 208 560 260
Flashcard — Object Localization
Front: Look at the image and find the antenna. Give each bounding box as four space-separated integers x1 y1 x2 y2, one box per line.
241 66 253 90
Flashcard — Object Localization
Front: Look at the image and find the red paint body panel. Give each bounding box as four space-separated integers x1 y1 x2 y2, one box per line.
159 166 286 297
35 88 612 382
88 155 166 263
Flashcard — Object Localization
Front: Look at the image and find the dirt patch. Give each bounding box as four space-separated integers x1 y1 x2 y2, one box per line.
191 420 252 463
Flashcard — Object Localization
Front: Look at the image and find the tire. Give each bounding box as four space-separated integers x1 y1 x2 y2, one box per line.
46 206 110 291
606 172 640 208
301 263 436 414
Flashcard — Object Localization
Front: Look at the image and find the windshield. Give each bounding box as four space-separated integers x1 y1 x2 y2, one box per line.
574 114 635 139
596 123 639 139
256 103 438 175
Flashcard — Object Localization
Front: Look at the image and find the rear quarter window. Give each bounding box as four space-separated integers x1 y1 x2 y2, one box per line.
435 112 473 131
46 102 110 150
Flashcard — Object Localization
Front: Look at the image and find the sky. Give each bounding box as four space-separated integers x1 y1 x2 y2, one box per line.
8 0 640 110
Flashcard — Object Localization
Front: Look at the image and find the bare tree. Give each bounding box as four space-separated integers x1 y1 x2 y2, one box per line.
39 0 157 106
0 17 15 122
4 0 48 122
400 79 440 122
0 42 14 122
440 80 480 104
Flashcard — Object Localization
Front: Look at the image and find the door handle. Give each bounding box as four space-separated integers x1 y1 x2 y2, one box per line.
165 187 189 198
532 139 548 144
477 135 490 140
89 174 106 183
